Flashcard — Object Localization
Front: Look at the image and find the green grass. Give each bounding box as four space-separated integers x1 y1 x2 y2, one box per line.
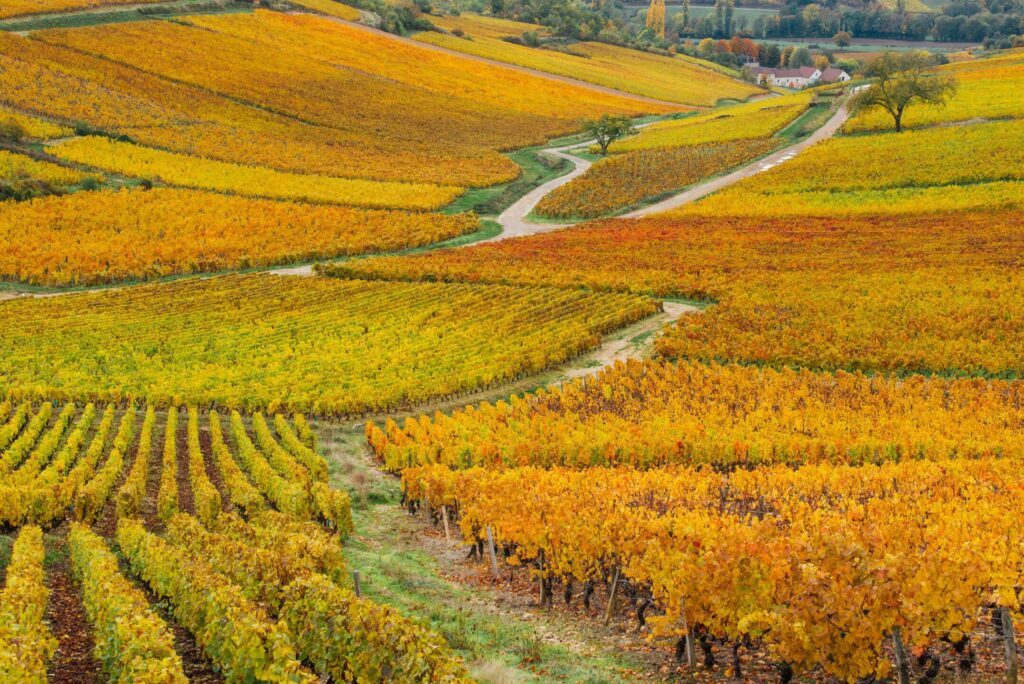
776 102 832 141
0 0 250 31
568 147 604 163
443 147 571 217
0 534 13 578
448 113 681 220
319 424 657 683
664 294 713 309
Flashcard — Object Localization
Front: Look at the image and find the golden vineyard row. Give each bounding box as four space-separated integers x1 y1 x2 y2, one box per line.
403 458 1024 682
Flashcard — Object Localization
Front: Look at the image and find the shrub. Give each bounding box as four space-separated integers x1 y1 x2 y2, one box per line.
0 120 25 143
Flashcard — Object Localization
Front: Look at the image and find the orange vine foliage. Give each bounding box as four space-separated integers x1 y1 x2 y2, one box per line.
20 12 661 188
331 211 1024 376
418 13 757 106
534 139 777 218
0 188 478 287
402 459 1024 681
370 358 1024 471
0 0 161 19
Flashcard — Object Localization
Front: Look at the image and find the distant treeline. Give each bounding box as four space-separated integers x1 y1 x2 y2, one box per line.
454 0 1024 49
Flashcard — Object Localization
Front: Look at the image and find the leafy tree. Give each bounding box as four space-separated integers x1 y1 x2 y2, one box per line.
646 0 666 39
780 44 795 66
713 0 723 34
584 115 637 155
760 43 782 67
834 57 860 75
852 51 957 132
789 46 814 67
833 30 853 46
801 3 823 32
761 43 782 66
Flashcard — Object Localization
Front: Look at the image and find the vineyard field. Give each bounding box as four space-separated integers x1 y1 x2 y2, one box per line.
0 400 352 532
0 188 478 286
416 13 761 106
0 274 658 413
0 399 468 680
0 0 162 19
330 211 1024 375
681 179 1024 217
289 0 361 20
402 458 1024 682
610 91 814 151
0 150 91 189
677 117 1024 216
371 358 1024 470
535 138 778 218
51 136 465 210
0 106 72 139
25 12 666 188
716 118 1024 193
2 6 1022 681
844 49 1024 132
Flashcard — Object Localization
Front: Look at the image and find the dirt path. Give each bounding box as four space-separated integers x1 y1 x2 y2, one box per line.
559 301 697 381
365 300 701 422
488 140 596 242
624 100 852 217
491 100 853 238
44 529 103 684
318 423 668 683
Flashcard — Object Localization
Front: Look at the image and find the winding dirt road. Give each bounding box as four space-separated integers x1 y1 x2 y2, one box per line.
624 101 852 217
490 100 852 240
457 100 855 376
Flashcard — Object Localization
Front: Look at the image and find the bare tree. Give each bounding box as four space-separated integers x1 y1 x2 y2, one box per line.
584 115 637 155
852 51 957 132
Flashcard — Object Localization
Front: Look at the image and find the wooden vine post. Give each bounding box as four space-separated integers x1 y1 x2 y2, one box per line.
538 549 546 605
1002 607 1019 683
352 570 362 598
441 505 451 542
603 566 621 626
484 526 500 580
680 598 696 667
892 626 911 684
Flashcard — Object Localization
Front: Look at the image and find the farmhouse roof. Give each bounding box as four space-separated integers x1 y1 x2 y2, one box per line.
751 66 820 79
819 68 850 82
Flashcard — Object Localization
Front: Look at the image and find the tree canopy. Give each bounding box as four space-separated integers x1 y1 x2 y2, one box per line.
585 115 638 155
852 51 957 132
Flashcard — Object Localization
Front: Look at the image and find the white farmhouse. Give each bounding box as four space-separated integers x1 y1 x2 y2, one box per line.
747 65 850 89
